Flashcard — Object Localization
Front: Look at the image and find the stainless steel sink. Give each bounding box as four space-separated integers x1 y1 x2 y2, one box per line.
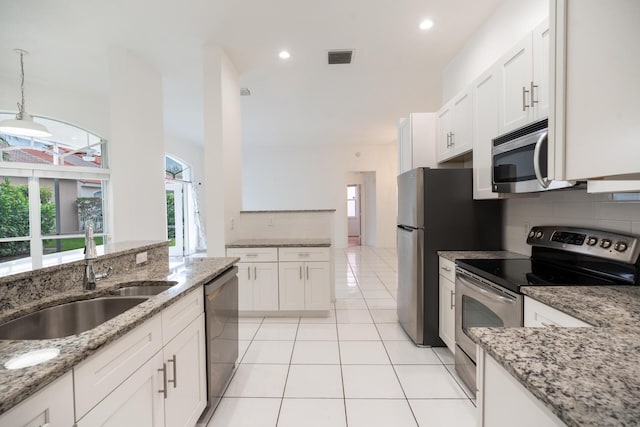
0 296 149 340
111 280 178 296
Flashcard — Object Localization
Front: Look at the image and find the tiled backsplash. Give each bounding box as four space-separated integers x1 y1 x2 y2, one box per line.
503 189 640 255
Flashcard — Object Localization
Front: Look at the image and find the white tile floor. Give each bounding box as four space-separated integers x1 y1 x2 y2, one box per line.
208 246 476 427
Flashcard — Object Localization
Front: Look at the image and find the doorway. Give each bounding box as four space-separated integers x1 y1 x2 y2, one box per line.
166 183 184 257
347 184 361 246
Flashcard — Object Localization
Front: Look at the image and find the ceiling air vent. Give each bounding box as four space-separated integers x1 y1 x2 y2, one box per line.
328 50 353 65
240 87 251 96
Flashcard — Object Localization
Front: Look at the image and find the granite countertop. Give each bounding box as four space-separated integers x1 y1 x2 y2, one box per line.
0 256 238 415
470 285 640 427
437 250 527 262
227 238 332 248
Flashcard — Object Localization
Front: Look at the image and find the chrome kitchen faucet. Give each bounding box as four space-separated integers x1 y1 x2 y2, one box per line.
83 220 112 290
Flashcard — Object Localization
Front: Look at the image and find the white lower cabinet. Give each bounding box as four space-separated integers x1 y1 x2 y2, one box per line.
438 257 456 353
279 261 331 311
77 352 166 427
76 287 207 427
236 262 279 311
163 313 207 427
0 372 74 427
477 349 566 427
228 246 332 313
524 296 592 328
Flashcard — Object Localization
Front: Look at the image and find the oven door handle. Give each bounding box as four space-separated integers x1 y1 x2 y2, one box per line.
457 272 516 304
533 131 551 189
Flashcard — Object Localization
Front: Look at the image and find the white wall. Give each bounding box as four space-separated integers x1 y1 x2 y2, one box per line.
362 172 377 246
108 47 167 242
442 0 548 102
504 190 640 255
203 46 243 256
242 143 396 248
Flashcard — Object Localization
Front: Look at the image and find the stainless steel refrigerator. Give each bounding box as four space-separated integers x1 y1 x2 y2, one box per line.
396 168 503 346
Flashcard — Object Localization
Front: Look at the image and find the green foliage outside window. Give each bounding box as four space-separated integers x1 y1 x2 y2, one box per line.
0 178 56 257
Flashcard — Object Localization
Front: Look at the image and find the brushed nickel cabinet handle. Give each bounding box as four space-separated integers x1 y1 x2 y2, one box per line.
450 132 455 146
522 86 530 111
254 266 257 279
450 290 455 309
299 266 302 280
158 363 168 399
168 355 177 388
247 266 251 280
306 266 309 280
530 81 538 105
441 266 451 272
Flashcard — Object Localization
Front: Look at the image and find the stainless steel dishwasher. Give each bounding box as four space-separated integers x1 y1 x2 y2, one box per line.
197 265 239 425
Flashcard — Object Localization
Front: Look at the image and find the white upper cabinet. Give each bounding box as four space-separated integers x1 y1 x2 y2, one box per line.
551 0 640 182
498 19 549 136
437 87 473 163
397 113 437 174
472 64 500 200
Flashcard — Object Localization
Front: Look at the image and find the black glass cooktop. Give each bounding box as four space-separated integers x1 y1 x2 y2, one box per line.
456 258 620 294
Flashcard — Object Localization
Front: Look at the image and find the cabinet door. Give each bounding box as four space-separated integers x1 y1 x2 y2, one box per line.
164 313 207 427
532 19 550 120
0 372 74 427
553 0 640 180
304 262 330 310
473 66 500 199
237 262 254 310
498 33 533 134
398 117 412 174
254 262 279 310
278 262 305 310
450 89 473 156
438 275 456 353
436 103 453 162
77 352 165 427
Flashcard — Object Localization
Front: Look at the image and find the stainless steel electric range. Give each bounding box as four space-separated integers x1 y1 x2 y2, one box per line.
454 226 640 396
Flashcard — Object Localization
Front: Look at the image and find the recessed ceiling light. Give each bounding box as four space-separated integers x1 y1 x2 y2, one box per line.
419 19 434 30
279 50 291 60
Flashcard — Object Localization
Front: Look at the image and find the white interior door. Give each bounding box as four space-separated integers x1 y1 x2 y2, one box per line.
166 184 184 257
347 184 361 244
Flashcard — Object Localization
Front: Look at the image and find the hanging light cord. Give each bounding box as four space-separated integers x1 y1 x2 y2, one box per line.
17 50 26 119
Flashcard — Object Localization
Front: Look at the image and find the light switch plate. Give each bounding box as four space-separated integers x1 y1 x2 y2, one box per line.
136 252 148 264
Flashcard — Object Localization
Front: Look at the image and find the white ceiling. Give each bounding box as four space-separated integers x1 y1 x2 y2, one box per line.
0 0 503 147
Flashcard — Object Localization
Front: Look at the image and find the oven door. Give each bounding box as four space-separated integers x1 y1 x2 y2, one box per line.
455 268 523 362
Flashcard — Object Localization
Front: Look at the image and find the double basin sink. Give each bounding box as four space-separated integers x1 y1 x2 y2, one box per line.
0 281 178 341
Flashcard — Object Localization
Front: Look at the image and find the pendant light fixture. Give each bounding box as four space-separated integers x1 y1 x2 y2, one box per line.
0 49 52 138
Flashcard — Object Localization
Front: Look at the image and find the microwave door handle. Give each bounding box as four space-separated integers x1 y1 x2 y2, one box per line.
457 273 515 304
533 131 551 189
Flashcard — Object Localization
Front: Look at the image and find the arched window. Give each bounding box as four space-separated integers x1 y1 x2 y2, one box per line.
0 114 110 275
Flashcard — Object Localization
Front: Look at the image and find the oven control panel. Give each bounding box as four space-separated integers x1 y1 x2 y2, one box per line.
527 226 640 264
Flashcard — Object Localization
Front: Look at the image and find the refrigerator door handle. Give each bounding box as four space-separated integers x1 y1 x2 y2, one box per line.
397 225 417 232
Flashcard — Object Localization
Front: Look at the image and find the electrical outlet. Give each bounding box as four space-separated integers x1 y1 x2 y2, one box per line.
136 252 148 264
524 223 530 236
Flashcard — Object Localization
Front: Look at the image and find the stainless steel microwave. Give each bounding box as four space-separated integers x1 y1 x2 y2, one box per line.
491 118 576 193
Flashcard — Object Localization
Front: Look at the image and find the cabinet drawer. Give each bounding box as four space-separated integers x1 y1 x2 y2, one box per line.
74 314 163 419
226 247 278 262
162 286 204 345
439 257 456 282
279 247 330 262
524 296 592 328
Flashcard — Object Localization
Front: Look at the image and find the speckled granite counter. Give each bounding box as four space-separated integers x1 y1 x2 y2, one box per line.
470 285 640 427
227 238 331 248
0 256 238 416
437 250 527 262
